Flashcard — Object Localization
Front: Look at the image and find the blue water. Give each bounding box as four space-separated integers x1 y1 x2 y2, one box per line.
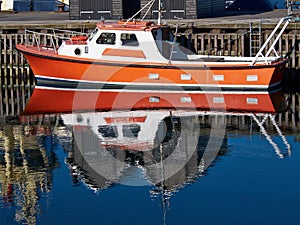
0 113 300 225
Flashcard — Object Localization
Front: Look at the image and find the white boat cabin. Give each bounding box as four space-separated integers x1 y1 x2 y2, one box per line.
58 20 186 63
53 14 292 66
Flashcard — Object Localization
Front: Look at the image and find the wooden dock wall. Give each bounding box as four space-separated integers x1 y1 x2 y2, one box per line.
0 34 35 117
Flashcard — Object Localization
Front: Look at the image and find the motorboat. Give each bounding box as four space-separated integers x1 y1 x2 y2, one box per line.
16 0 292 113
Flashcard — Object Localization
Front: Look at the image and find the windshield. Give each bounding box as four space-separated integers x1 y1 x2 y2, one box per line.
88 28 99 41
152 27 194 61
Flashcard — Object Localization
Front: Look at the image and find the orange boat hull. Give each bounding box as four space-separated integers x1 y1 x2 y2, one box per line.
16 45 287 89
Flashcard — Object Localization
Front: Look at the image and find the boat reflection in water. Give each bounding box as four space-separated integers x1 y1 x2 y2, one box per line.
63 106 291 197
64 110 227 193
0 90 292 224
23 87 288 114
0 124 59 225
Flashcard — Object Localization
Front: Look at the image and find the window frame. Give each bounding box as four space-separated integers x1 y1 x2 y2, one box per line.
120 33 139 47
96 32 116 45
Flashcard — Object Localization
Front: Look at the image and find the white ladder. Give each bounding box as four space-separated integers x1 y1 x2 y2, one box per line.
249 21 262 57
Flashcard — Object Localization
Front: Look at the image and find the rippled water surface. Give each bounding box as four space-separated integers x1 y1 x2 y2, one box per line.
0 111 300 225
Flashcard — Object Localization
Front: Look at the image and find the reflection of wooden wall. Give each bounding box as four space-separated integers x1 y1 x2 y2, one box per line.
0 126 54 225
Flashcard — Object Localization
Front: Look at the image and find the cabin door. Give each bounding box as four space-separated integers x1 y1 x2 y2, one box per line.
79 0 112 20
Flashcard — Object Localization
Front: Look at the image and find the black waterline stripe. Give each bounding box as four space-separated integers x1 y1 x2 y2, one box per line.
36 77 281 92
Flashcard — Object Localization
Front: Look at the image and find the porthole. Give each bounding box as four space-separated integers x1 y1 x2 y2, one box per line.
74 48 81 56
76 114 83 122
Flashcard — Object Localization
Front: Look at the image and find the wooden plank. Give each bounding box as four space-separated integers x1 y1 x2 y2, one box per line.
200 34 205 55
227 34 231 56
214 34 218 55
19 34 26 112
220 34 224 55
207 34 212 55
194 34 198 54
2 35 9 116
241 34 245 56
13 34 20 115
9 34 14 116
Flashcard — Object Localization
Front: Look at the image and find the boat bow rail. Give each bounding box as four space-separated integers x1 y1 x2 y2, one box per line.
251 16 292 65
24 28 88 54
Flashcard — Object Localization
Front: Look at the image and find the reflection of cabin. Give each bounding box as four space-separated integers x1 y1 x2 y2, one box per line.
69 126 128 191
65 112 228 194
69 0 225 20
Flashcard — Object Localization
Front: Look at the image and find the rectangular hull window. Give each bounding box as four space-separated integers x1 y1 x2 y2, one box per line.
149 96 160 103
247 98 259 104
213 97 225 103
247 75 258 82
181 97 192 103
213 75 224 81
149 73 160 80
181 74 192 80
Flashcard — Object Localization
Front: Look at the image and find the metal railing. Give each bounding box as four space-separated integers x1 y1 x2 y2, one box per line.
251 17 291 65
24 28 88 54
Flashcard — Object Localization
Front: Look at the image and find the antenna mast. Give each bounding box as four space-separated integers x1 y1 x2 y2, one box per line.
158 0 162 25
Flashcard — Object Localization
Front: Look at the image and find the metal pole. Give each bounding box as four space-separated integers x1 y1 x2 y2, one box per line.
287 0 292 15
158 0 162 25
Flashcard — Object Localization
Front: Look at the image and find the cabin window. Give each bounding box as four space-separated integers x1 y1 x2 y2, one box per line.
120 33 139 46
152 27 189 61
96 33 116 45
98 125 118 138
122 124 141 138
152 28 171 42
88 28 98 41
